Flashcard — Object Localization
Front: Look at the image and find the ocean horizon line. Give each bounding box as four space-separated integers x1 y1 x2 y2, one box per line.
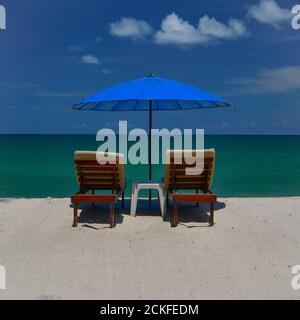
1 133 300 136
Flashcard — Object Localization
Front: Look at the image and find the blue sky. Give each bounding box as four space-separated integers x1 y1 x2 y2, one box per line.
0 0 299 134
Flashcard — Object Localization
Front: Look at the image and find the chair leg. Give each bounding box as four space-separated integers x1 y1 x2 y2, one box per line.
72 205 78 227
209 201 214 226
166 192 170 207
121 191 125 209
172 202 178 227
110 203 115 228
92 189 96 207
149 189 152 207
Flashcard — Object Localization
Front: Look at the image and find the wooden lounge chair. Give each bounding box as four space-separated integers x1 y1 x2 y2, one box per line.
164 149 217 227
71 151 125 228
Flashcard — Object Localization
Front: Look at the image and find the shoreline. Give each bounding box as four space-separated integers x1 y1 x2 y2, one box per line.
0 197 300 299
1 195 300 200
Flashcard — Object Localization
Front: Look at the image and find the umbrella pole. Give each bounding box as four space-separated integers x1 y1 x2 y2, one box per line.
148 100 152 206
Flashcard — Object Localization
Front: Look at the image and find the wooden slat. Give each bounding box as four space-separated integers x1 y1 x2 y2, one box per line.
75 160 116 166
169 166 212 172
170 164 214 167
169 181 211 188
169 184 209 190
77 174 120 180
169 156 214 160
76 164 116 169
76 170 116 175
80 184 121 190
71 194 118 204
172 193 217 203
171 174 210 179
171 172 212 179
77 168 118 174
79 181 117 185
170 164 212 170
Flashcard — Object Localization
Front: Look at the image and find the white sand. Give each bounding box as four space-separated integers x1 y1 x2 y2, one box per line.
0 197 300 300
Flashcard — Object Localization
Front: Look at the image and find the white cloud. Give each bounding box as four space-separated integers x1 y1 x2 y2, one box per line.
81 54 100 65
100 68 114 75
247 0 291 28
154 13 248 46
230 66 300 95
109 17 153 40
67 43 88 51
155 13 203 45
199 15 247 39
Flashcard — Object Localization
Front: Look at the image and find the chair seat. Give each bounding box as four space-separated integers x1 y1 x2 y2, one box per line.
71 194 118 204
172 193 217 203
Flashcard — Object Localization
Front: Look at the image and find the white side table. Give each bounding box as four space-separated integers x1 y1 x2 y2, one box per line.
130 180 166 219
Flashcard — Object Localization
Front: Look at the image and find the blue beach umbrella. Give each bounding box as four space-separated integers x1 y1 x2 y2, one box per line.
72 75 232 201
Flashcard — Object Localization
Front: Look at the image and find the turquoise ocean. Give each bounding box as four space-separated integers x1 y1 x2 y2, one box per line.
0 135 299 198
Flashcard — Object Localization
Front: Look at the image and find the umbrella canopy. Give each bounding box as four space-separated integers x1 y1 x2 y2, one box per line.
72 75 231 111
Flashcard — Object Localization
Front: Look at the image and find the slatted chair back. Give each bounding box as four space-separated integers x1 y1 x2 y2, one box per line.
164 149 215 193
74 151 125 193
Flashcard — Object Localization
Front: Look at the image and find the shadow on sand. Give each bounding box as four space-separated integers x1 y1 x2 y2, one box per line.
77 202 127 229
77 198 226 229
131 198 226 227
0 198 13 203
169 201 226 228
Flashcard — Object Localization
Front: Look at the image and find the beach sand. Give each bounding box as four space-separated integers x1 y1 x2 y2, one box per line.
0 197 300 300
